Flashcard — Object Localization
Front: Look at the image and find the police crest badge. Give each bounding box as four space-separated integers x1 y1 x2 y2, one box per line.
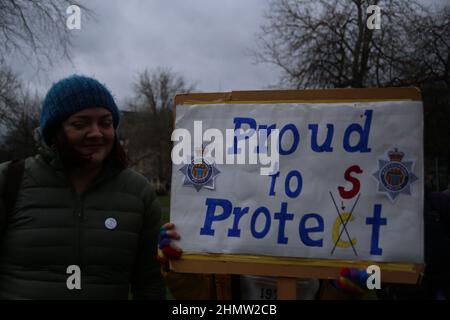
179 147 220 192
373 148 418 201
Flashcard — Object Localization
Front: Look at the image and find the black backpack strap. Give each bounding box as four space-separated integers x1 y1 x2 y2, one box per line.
4 159 25 215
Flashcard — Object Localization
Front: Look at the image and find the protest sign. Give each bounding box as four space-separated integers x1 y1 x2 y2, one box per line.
170 88 424 282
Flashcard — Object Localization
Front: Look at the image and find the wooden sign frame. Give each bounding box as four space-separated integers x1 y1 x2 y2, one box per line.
171 87 424 299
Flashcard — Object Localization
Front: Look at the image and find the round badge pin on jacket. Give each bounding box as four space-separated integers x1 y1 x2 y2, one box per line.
105 217 117 230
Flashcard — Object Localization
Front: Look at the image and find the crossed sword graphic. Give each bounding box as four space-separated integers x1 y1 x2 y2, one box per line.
329 192 361 256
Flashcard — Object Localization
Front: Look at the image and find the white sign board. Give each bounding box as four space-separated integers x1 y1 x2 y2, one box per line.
170 101 424 263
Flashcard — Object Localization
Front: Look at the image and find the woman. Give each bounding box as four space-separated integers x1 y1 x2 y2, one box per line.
0 75 164 299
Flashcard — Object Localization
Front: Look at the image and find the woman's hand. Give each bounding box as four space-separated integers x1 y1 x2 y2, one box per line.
156 223 183 272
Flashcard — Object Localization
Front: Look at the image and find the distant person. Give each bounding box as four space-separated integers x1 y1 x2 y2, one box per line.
0 75 164 299
422 186 450 299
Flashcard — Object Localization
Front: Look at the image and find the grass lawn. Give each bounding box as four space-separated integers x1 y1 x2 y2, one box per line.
157 195 170 224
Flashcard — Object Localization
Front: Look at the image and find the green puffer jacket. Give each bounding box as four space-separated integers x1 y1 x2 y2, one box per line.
0 137 164 300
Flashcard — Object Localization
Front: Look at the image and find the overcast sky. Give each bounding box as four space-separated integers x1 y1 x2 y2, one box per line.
11 0 447 109
14 0 278 108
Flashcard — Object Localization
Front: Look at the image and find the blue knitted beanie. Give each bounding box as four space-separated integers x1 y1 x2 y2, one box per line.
39 75 120 144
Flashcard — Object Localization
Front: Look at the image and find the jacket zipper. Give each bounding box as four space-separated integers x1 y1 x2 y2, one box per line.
72 190 83 290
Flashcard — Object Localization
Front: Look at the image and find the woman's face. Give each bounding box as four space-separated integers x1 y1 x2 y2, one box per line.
61 108 115 165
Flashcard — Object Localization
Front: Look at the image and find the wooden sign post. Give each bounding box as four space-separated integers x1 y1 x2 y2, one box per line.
170 88 424 299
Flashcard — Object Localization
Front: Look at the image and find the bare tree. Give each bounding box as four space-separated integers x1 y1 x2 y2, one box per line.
381 4 450 87
255 0 450 188
0 0 92 67
133 68 196 114
254 0 450 88
0 65 40 161
0 66 21 120
120 68 196 193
